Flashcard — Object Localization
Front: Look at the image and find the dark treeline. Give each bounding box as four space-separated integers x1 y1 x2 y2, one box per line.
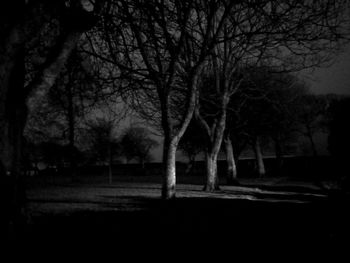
1 0 350 237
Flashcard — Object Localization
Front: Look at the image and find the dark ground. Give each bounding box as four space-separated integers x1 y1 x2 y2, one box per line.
5 174 350 260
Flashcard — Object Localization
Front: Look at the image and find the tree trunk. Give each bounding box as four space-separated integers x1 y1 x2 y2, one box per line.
108 144 113 185
185 154 196 176
140 157 145 170
67 83 77 181
224 135 239 186
274 137 283 176
204 152 220 191
306 127 318 157
254 137 266 177
198 96 228 191
161 138 177 199
0 34 28 237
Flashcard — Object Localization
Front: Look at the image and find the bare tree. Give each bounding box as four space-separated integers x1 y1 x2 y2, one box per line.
178 119 206 176
87 117 119 185
87 0 237 198
45 49 106 180
224 92 251 185
294 93 329 157
195 64 243 190
194 0 349 188
0 0 105 231
120 126 158 169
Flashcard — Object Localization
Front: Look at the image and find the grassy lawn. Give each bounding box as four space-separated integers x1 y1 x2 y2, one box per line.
9 174 349 258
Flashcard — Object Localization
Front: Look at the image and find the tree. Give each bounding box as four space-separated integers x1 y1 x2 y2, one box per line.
237 68 304 177
47 48 106 180
89 0 237 198
0 0 105 230
87 117 119 185
295 93 328 157
120 126 158 169
178 119 206 176
327 96 350 189
195 64 243 190
191 0 349 190
224 91 251 184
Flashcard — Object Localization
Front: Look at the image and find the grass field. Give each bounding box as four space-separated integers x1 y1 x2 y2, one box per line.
9 174 350 259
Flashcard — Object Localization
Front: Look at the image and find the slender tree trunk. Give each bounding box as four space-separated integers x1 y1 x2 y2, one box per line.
162 138 178 199
224 134 239 186
160 65 204 199
108 144 113 185
140 157 145 169
254 137 266 177
185 154 196 176
67 83 77 180
306 127 318 157
274 137 283 176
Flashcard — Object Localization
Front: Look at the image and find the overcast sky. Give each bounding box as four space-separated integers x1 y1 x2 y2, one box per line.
303 43 350 95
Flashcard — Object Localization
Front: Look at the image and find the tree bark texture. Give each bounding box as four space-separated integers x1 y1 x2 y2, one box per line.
162 138 177 199
224 135 239 185
204 152 220 191
254 137 266 177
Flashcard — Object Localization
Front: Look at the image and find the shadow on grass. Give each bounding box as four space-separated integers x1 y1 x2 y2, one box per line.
17 194 348 253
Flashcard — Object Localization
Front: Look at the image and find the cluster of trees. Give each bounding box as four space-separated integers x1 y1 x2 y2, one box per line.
25 114 158 181
1 1 350 229
179 69 336 184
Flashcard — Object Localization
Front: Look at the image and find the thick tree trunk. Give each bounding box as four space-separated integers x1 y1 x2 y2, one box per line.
162 139 177 199
0 25 24 172
254 137 266 177
204 152 220 191
224 135 239 186
198 96 228 191
0 35 28 238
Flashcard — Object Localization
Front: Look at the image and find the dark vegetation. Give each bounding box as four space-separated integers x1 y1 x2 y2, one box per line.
1 1 350 255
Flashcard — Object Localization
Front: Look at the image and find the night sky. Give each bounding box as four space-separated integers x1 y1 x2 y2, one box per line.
305 43 350 95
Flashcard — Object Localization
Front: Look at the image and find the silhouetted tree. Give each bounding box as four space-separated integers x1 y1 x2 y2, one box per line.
87 117 119 184
47 49 105 180
90 0 237 198
224 91 251 184
295 93 328 157
120 126 158 169
192 0 349 190
178 120 206 176
328 97 350 190
0 0 105 232
239 68 304 177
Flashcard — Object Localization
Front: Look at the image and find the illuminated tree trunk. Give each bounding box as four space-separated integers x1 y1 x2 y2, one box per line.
204 152 219 191
197 93 229 192
254 137 265 177
161 66 203 199
162 137 178 199
224 134 239 185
